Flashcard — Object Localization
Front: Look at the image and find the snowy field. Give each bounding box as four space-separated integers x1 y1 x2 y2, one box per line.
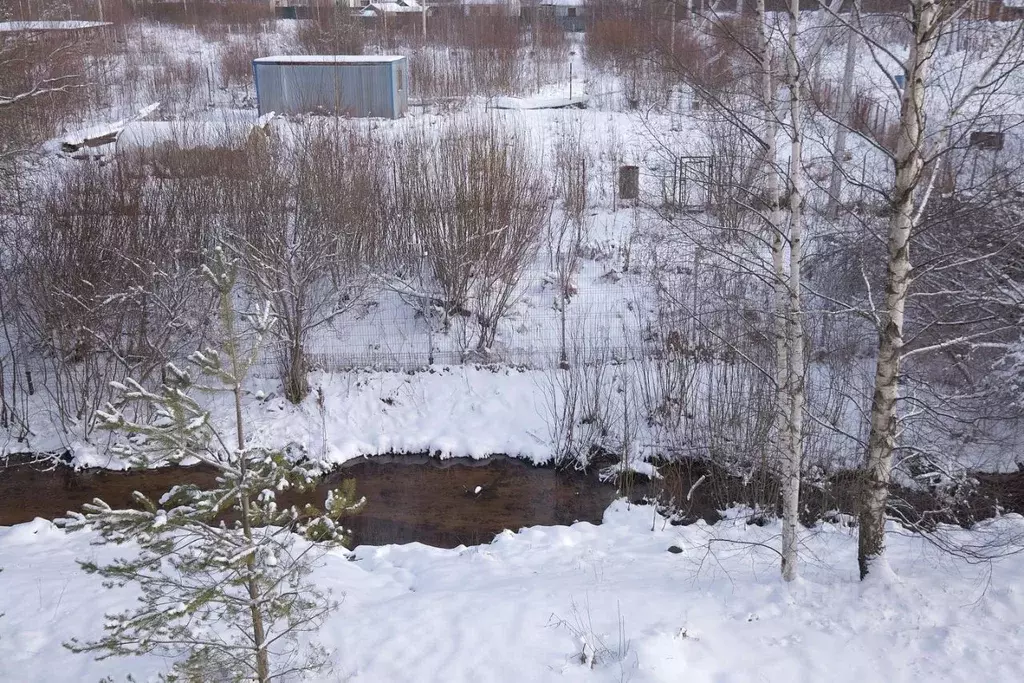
2 502 1023 682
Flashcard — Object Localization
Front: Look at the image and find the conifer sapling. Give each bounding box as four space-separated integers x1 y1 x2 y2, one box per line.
61 247 363 682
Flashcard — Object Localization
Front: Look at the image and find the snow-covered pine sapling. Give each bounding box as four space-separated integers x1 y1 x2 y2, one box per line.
61 247 365 683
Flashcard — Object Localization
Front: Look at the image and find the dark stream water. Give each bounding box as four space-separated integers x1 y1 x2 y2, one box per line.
5 453 1020 546
0 455 621 548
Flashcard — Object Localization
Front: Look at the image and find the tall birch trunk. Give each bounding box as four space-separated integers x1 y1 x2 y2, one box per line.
858 0 939 580
828 14 858 215
756 0 788 457
755 0 805 580
781 0 805 583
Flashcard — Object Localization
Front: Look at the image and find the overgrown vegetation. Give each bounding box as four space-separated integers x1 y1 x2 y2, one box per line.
2 0 1024 590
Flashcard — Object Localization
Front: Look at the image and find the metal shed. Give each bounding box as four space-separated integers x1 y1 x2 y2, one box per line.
252 55 409 119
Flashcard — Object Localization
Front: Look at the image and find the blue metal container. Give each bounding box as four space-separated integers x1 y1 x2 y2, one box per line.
253 55 409 119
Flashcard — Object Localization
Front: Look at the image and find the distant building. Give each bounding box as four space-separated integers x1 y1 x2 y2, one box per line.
271 0 314 20
976 0 1024 20
358 0 426 16
537 0 586 31
252 55 409 119
461 0 522 17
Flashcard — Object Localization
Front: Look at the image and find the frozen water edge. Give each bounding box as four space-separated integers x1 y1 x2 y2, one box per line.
1 504 1023 682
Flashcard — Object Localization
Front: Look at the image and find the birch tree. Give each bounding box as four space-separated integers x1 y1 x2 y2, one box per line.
656 0 811 580
812 0 1024 578
778 0 807 583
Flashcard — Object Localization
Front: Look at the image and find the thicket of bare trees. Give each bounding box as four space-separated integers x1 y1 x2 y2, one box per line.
3 0 1024 587
626 0 1024 579
1 111 554 442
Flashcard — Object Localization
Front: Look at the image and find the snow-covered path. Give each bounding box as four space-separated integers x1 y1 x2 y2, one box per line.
2 503 1023 682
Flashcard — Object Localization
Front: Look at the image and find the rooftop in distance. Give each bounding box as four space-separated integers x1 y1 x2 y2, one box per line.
253 55 406 65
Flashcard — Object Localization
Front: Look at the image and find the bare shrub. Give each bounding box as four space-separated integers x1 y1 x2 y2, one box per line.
395 118 549 354
10 154 215 437
1 30 104 196
586 4 745 110
848 90 900 155
540 339 614 469
585 6 658 108
217 33 269 92
448 14 522 51
145 56 208 118
229 125 381 403
129 0 274 31
532 16 569 56
550 119 592 366
410 45 527 99
296 10 366 55
585 1 649 68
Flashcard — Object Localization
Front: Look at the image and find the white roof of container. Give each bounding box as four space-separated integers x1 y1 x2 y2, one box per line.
253 55 405 65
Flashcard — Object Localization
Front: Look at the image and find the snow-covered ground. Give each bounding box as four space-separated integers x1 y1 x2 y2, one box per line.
65 366 566 468
2 502 1023 682
38 360 1018 475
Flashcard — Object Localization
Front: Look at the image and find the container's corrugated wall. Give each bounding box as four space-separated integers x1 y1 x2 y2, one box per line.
254 60 407 119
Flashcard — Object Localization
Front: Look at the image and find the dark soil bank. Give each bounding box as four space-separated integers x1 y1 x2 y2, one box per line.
3 454 1022 547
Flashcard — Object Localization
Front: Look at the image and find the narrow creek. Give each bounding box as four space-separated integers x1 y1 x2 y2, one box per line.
5 453 1020 546
0 455 622 548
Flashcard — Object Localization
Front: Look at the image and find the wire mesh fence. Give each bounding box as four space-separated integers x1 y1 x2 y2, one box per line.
251 302 655 374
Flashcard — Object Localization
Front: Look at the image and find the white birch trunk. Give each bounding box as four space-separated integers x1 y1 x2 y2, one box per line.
858 0 939 580
781 0 806 584
828 17 858 215
755 0 803 580
756 1 790 479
